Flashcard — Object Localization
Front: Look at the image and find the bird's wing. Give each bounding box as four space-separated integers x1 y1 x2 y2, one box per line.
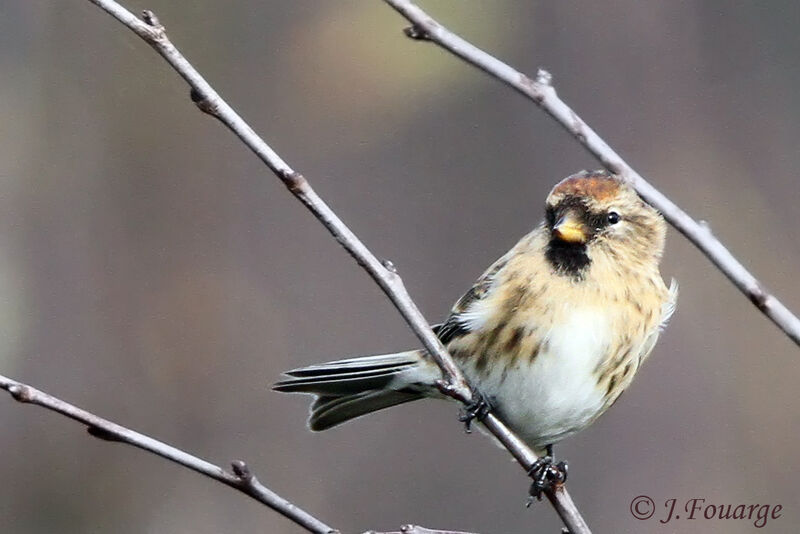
659 278 679 331
637 278 679 364
433 252 512 345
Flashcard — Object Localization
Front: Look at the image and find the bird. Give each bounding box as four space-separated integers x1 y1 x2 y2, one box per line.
274 170 677 493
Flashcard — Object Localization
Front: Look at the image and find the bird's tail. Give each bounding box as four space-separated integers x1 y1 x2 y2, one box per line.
273 351 433 431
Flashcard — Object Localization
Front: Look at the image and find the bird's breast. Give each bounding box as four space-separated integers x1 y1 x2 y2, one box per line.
464 306 616 448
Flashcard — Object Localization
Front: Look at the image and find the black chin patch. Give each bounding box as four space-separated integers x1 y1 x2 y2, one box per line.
545 238 591 277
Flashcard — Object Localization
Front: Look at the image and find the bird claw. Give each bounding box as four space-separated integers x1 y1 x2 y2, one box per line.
458 389 492 433
526 456 568 505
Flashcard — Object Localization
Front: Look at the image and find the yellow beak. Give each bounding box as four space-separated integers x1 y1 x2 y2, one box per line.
553 213 587 244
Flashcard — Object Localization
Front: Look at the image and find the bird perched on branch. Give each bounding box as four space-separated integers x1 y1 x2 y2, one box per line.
274 170 677 496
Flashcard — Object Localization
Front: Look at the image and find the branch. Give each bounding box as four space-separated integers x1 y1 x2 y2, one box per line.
384 0 800 348
2 372 488 534
1 373 488 534
83 1 590 532
0 374 337 534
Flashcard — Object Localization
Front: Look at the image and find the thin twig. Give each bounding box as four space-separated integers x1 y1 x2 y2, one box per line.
383 0 800 348
1 369 478 534
0 374 337 534
2 373 486 534
83 1 590 532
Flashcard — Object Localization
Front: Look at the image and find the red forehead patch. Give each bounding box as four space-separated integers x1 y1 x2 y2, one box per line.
551 171 622 202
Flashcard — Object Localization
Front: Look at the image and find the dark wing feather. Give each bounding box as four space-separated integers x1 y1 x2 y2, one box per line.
434 253 510 345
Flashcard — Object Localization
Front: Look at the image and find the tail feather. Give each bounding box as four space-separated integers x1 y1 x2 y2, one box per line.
273 351 429 431
283 353 419 377
309 390 422 431
273 366 411 395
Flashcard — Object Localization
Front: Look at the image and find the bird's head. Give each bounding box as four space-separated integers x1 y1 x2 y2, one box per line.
543 170 666 277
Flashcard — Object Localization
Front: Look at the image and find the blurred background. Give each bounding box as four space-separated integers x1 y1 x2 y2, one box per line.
1 1 799 533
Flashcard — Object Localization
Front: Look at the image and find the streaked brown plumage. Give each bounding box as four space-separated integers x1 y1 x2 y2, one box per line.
274 170 677 457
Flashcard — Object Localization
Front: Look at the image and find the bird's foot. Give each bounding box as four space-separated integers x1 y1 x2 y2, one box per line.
526 456 568 505
458 389 492 433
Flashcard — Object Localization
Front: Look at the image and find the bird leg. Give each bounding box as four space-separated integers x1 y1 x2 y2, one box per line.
526 445 568 504
458 387 492 433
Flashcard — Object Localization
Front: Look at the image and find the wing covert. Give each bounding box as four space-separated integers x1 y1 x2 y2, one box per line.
434 253 510 345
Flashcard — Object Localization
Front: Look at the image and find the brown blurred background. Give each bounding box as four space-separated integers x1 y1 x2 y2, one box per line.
1 1 799 533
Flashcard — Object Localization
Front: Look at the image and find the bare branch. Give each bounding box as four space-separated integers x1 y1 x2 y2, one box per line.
0 374 338 534
82 1 590 532
384 0 800 348
2 378 490 534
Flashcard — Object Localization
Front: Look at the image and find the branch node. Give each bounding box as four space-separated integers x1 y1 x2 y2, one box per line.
535 68 553 86
568 110 587 143
519 74 545 104
403 24 429 40
434 378 452 395
749 284 770 311
87 425 122 442
231 460 253 480
381 258 398 274
7 384 32 402
434 378 467 403
284 171 308 194
698 219 712 232
190 88 219 116
141 10 162 29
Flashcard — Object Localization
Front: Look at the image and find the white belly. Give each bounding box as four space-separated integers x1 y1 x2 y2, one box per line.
469 307 611 450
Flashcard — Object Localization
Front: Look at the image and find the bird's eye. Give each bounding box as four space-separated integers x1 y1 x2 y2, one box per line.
607 211 621 225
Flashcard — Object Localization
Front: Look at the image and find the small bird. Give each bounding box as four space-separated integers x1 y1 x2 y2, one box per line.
274 170 676 492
